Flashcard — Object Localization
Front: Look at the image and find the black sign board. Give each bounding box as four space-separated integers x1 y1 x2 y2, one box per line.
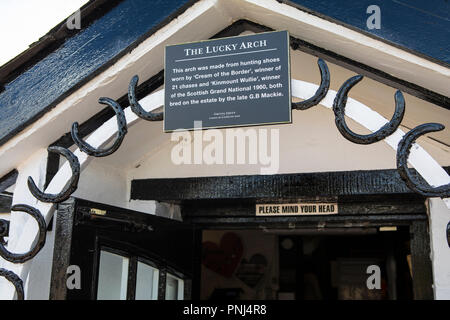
164 31 291 131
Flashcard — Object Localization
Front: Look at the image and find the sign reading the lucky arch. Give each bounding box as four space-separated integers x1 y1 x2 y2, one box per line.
164 31 291 131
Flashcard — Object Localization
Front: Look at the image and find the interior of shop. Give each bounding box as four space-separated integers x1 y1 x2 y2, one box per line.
200 228 413 300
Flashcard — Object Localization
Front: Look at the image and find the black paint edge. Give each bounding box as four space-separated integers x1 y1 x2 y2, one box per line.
49 198 76 300
0 169 18 194
131 167 450 201
410 220 434 299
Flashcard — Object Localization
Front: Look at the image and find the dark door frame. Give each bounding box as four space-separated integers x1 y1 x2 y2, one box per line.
49 197 199 300
50 168 435 300
130 168 435 300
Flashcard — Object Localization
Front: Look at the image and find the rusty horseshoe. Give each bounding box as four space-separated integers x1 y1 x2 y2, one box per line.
71 97 128 157
28 146 80 203
333 75 405 144
292 58 330 110
0 204 46 264
396 123 450 198
0 268 24 300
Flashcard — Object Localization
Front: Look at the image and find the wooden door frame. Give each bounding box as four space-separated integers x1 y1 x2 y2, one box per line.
130 168 436 300
49 197 198 300
49 169 435 300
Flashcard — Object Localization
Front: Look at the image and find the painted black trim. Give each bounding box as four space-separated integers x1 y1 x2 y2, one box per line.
52 197 197 300
49 198 76 300
0 194 12 214
0 170 18 194
28 146 80 203
131 168 449 201
410 220 434 299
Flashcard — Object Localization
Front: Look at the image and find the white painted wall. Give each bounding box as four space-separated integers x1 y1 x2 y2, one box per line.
0 149 52 300
1 0 448 300
72 160 128 209
428 198 450 299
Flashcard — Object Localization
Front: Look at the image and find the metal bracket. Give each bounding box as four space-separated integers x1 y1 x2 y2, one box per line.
292 58 330 110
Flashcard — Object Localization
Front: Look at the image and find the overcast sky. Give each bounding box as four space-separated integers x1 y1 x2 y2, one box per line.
0 0 88 66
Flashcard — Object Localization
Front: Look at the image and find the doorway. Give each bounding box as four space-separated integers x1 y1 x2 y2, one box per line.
200 228 414 300
50 197 432 300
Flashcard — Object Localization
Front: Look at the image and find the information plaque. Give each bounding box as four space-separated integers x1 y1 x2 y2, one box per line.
164 31 291 131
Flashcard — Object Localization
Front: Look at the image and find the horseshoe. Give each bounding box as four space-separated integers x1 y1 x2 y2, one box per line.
292 58 330 110
0 204 46 264
27 146 80 203
71 97 128 157
0 268 24 300
128 75 163 121
396 123 450 197
333 75 405 144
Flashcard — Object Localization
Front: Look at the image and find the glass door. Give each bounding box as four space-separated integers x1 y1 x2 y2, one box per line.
66 198 197 300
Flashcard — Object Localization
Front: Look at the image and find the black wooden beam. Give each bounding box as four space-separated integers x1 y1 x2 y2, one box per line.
0 194 12 214
186 214 426 230
49 198 76 300
181 195 426 218
410 220 434 299
131 168 449 201
0 170 18 194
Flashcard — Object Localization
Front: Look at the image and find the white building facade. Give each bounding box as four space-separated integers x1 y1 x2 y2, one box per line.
0 0 448 300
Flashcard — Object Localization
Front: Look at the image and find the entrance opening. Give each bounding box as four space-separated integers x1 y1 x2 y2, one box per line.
200 227 413 300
